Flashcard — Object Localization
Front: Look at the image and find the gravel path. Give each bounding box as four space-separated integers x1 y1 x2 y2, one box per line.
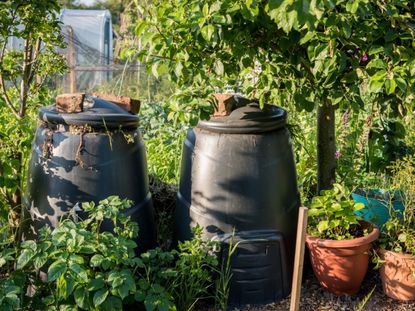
204 269 415 311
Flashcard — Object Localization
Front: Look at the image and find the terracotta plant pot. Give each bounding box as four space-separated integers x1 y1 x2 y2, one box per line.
379 249 415 301
306 221 380 295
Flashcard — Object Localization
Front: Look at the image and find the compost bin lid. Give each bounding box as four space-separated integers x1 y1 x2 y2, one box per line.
198 102 287 134
39 97 139 129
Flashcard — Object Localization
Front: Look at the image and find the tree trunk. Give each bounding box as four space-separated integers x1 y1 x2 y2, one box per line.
317 100 336 193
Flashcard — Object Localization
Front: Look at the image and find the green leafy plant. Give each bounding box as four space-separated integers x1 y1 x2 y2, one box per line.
135 225 219 311
0 0 66 233
1 193 222 311
171 226 218 311
11 196 141 310
140 100 212 185
213 231 239 311
354 285 376 311
378 157 415 256
307 183 366 240
132 0 415 193
140 102 188 185
135 247 177 311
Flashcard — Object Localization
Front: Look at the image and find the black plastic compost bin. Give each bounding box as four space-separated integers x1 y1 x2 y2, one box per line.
23 96 155 252
175 100 301 307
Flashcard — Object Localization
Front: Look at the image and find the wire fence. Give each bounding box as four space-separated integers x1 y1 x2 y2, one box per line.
56 25 170 101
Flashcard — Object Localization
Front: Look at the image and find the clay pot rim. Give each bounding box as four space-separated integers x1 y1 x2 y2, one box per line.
378 248 415 260
306 220 380 248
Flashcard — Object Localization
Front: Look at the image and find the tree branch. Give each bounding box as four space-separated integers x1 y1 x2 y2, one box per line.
0 39 20 119
0 8 22 119
19 33 34 117
28 37 42 85
0 76 20 119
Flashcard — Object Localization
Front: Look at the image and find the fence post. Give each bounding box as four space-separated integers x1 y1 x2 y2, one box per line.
68 26 76 93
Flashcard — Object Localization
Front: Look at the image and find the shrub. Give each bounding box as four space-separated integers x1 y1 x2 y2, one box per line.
0 197 219 311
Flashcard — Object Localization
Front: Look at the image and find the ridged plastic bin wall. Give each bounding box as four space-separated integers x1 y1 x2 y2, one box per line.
174 101 301 307
23 97 155 253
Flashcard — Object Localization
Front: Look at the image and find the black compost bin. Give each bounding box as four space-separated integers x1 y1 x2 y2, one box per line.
174 101 300 307
23 97 155 252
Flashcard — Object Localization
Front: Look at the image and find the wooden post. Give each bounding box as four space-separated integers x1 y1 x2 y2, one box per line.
290 207 309 311
68 26 76 93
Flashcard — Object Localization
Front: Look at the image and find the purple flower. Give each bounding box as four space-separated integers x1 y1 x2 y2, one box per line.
354 48 369 64
335 150 342 159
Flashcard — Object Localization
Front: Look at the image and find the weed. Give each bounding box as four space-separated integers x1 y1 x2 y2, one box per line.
354 285 376 311
214 230 240 311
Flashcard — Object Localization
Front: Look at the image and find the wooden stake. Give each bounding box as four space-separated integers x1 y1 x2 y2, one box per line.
290 207 308 311
68 26 76 93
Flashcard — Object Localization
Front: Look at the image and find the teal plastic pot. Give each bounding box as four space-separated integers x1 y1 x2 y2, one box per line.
352 189 404 228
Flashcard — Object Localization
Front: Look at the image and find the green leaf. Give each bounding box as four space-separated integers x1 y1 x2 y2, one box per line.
21 240 37 251
368 79 384 93
366 59 386 69
70 263 88 283
317 220 329 233
307 208 321 217
385 79 396 95
346 0 359 14
299 30 315 45
331 203 343 211
175 62 183 77
395 76 407 92
88 278 105 291
74 286 89 309
48 259 67 282
79 245 96 254
201 25 215 41
117 283 130 300
342 23 351 38
398 233 407 243
102 259 112 270
93 289 109 307
16 249 34 270
135 21 147 36
202 3 209 17
69 254 84 265
90 254 104 268
369 45 384 55
101 296 122 311
214 60 224 76
57 274 75 300
371 70 386 81
353 203 365 211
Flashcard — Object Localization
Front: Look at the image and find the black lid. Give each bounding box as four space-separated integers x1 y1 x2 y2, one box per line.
39 97 139 129
198 102 287 134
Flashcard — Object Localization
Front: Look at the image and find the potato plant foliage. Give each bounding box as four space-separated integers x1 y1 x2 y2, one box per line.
0 197 218 310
